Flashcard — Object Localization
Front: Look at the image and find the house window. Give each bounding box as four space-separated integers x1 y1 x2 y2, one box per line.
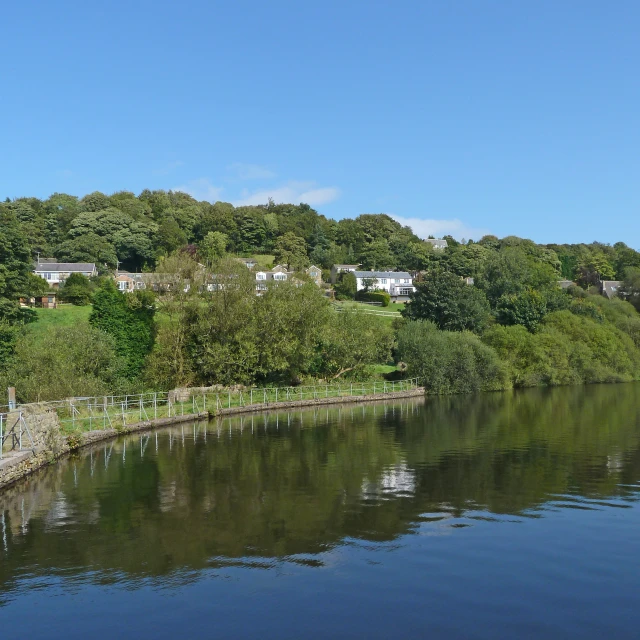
256 283 267 291
43 273 52 280
256 273 266 281
118 280 128 291
380 279 387 285
274 273 287 281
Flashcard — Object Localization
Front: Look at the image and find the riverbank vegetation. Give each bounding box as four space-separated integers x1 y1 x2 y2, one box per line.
1 190 640 403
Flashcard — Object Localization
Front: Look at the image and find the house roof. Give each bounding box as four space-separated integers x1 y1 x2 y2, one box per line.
601 280 622 299
354 271 412 279
35 262 96 272
333 264 360 269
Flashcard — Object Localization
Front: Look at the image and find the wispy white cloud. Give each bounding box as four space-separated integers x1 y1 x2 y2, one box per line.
154 160 184 176
173 178 223 202
226 162 277 181
233 181 341 207
390 215 490 241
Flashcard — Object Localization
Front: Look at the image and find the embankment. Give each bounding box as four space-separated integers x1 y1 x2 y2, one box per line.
0 388 423 491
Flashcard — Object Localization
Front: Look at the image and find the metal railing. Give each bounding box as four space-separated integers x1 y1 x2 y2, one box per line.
0 411 36 459
22 378 421 434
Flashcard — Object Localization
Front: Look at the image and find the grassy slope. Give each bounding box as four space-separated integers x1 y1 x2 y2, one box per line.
29 305 92 336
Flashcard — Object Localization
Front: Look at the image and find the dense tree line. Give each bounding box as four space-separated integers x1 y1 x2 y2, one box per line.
400 236 640 392
2 189 640 401
3 190 640 281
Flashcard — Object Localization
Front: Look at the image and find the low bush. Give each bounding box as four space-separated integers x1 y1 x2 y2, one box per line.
356 290 391 307
396 320 509 394
0 324 127 403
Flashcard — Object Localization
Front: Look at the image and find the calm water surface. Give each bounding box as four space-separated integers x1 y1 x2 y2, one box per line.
1 385 640 638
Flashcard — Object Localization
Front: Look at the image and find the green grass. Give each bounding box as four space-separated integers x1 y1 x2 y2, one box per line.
370 364 398 375
57 378 420 434
29 305 92 336
333 300 404 326
251 254 275 268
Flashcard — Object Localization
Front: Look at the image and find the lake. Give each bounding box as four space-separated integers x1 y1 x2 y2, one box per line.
1 384 640 638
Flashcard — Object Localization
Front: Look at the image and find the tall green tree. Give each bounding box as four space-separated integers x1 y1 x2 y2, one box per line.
274 232 309 270
402 269 491 332
90 280 156 378
199 231 228 264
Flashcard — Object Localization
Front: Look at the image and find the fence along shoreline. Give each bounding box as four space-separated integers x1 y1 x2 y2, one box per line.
0 380 424 491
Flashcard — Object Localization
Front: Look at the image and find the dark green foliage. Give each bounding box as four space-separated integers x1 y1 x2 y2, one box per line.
334 272 357 300
2 185 640 399
495 289 549 332
397 321 508 394
475 247 559 306
568 298 604 322
484 310 640 387
0 209 32 300
619 267 640 312
356 290 391 307
59 273 95 305
24 273 50 298
403 269 490 332
274 232 309 271
0 324 126 403
0 323 19 368
90 280 156 378
55 232 119 271
315 310 394 379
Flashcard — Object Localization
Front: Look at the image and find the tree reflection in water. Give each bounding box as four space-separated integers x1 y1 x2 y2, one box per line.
1 383 639 590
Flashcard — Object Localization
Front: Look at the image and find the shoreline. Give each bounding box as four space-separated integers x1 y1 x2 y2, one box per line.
0 388 424 492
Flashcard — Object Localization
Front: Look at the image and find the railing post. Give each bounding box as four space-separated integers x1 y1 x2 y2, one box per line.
0 414 3 459
154 393 157 419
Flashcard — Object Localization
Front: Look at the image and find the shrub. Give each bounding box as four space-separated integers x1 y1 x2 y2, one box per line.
59 273 95 305
334 272 357 300
356 290 391 307
396 320 509 394
482 324 577 387
542 311 640 383
0 324 125 403
90 280 156 378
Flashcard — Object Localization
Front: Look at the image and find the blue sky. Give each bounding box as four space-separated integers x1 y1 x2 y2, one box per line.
1 1 639 248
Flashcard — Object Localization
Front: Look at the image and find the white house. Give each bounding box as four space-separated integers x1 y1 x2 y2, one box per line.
254 268 292 293
34 261 97 287
424 238 448 250
354 270 415 299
